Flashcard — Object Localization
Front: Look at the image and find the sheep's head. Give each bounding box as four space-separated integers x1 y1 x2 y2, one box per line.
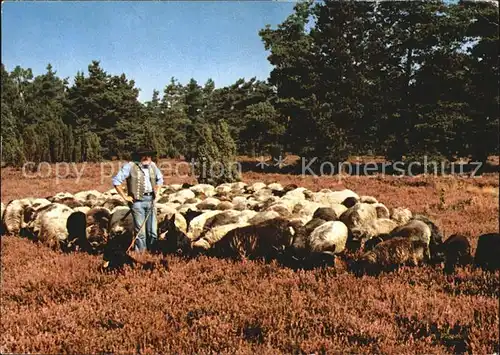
157 214 191 256
86 224 109 253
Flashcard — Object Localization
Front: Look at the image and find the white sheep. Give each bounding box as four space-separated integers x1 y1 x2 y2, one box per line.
267 183 283 191
311 189 360 207
360 195 378 204
308 221 349 255
37 203 75 250
390 207 413 226
190 184 216 197
168 189 196 204
340 202 378 231
2 198 32 235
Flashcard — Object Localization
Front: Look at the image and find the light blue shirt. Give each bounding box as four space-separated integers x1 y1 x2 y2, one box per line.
112 162 164 192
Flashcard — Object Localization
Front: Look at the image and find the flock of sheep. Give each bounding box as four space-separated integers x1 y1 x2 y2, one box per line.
1 181 499 275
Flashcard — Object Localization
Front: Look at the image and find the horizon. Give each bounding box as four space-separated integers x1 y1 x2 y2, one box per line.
1 1 296 102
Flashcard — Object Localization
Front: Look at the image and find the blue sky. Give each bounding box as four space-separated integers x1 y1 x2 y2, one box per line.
2 1 296 101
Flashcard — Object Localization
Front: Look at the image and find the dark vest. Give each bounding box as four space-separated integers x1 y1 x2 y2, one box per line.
126 162 157 200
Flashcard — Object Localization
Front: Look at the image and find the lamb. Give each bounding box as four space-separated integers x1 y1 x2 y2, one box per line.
356 237 430 276
440 234 472 274
474 233 500 271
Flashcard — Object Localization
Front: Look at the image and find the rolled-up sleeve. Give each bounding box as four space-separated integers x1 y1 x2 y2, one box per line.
112 163 131 186
154 164 164 185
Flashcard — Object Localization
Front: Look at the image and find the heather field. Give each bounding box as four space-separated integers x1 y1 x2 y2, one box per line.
1 159 499 354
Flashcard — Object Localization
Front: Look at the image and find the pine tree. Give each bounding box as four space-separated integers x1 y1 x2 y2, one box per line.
212 120 240 183
192 122 221 185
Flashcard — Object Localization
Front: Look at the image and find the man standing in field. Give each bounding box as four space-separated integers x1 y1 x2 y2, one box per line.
112 147 163 252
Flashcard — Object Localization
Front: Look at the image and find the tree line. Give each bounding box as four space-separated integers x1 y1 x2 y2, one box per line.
1 0 498 173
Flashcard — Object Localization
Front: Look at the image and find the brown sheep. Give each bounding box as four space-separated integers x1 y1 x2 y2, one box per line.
440 234 472 274
474 233 500 272
58 197 84 209
313 207 338 221
356 237 430 276
341 197 358 208
101 197 127 211
156 214 192 256
205 217 301 262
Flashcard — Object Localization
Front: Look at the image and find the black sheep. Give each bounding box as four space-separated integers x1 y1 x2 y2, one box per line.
475 233 500 272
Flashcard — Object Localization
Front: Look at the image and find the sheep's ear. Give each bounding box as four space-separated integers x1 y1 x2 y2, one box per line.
100 217 109 228
170 214 176 223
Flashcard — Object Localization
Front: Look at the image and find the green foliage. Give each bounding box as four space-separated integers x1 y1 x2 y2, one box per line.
212 120 241 183
192 122 221 185
259 0 498 165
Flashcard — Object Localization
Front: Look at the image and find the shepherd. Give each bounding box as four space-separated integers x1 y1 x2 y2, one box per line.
112 147 164 253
